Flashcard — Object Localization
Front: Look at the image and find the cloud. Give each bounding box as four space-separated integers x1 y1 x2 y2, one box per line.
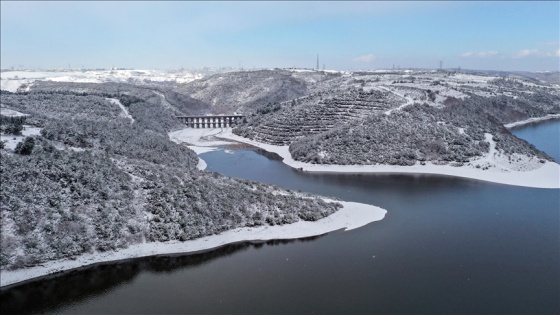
353 54 377 63
513 49 539 59
513 46 560 58
461 51 498 58
542 49 560 57
478 51 499 57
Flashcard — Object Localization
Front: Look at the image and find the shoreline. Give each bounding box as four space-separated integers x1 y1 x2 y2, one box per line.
209 128 559 189
0 201 386 288
504 114 560 129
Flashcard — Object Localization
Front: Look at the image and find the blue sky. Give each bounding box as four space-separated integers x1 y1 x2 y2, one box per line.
1 1 558 71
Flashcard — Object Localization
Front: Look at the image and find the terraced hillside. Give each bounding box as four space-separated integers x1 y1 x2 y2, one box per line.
233 71 560 166
289 99 555 166
234 87 405 145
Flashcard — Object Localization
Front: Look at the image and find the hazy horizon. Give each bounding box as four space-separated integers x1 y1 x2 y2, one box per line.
1 1 559 72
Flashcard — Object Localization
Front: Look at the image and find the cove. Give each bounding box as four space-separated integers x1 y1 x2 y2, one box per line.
1 120 559 314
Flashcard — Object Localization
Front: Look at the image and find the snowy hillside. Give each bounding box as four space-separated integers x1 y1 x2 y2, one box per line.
172 69 344 114
0 84 341 271
235 87 404 145
233 70 560 166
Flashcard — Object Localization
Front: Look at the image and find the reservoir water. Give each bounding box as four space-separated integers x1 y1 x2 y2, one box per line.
2 120 559 314
509 118 560 163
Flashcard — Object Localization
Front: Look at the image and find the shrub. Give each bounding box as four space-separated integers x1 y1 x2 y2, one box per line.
14 137 35 155
3 122 24 135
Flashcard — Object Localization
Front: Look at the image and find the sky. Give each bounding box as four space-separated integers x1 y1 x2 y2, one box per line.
1 1 559 71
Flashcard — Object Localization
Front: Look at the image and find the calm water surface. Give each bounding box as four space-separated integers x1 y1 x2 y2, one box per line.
509 118 560 162
2 121 559 314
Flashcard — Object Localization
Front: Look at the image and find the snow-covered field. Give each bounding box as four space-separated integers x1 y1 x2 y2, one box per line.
169 128 232 147
0 69 204 92
169 128 232 170
168 127 559 189
0 125 42 150
0 108 29 117
0 200 386 287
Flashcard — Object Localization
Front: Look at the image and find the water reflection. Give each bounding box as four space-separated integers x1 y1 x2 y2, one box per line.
1 236 323 314
203 148 500 210
1 262 141 315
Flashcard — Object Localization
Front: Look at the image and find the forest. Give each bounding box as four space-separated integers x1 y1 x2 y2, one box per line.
0 85 341 270
234 83 559 166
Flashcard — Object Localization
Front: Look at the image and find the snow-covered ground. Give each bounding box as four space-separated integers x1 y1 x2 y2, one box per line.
188 146 217 170
0 108 29 117
0 125 42 150
168 128 233 170
0 200 386 287
0 69 204 92
504 114 560 128
169 128 232 147
175 128 558 189
380 86 416 115
107 98 134 123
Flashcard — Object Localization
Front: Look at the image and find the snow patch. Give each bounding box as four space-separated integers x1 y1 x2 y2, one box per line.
168 128 233 147
0 108 29 117
380 86 415 115
185 145 219 170
504 114 560 128
1 126 42 150
106 98 134 123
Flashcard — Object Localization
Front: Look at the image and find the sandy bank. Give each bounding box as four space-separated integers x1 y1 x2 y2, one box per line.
0 201 386 287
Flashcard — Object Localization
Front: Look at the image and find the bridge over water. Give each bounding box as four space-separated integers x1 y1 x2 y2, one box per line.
176 115 245 128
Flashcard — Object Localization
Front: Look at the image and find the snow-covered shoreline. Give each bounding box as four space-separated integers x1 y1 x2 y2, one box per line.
168 129 225 170
503 114 560 128
195 128 559 189
187 145 217 170
0 201 386 287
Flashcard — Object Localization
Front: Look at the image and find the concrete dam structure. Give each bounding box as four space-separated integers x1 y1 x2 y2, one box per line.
177 115 245 128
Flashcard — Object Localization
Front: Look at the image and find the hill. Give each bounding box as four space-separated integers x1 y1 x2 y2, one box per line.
0 83 341 271
233 71 560 166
